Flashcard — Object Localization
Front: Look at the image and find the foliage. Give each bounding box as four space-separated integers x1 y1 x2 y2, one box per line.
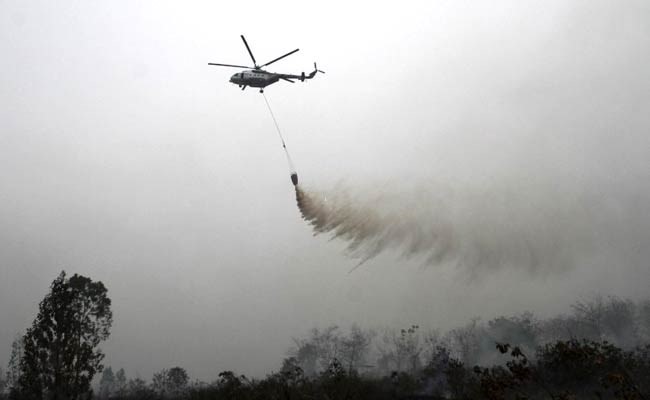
4 336 23 393
114 368 127 397
98 366 115 399
290 325 375 377
0 367 6 397
6 287 650 400
152 367 189 398
472 340 650 400
536 339 648 399
124 377 157 400
11 271 112 400
80 337 650 400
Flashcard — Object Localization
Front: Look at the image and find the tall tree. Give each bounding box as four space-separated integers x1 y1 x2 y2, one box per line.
114 368 127 397
639 299 650 343
152 367 189 398
98 366 115 399
166 367 189 398
124 378 154 399
5 336 23 393
572 296 640 347
377 325 423 374
291 326 342 376
339 325 375 374
0 367 6 396
13 271 112 400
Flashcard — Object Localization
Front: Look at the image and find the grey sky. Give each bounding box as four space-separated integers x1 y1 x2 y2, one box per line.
1 0 649 381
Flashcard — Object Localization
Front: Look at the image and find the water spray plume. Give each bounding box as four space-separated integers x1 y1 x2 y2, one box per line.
292 181 603 276
295 185 454 268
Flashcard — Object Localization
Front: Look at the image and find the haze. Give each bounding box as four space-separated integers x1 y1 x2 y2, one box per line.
1 0 649 382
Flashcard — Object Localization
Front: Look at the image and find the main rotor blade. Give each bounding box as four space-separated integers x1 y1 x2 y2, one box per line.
240 35 257 66
261 48 300 68
281 77 295 83
208 63 254 68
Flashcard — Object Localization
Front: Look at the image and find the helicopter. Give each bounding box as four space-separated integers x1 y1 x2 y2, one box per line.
208 35 324 93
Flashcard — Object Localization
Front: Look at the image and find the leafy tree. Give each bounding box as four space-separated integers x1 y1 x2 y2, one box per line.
213 371 252 400
13 271 112 400
291 340 319 377
474 344 535 400
639 300 650 343
152 367 189 398
124 377 156 400
152 369 169 397
478 313 541 366
114 368 127 397
535 339 646 399
166 367 189 398
422 345 451 397
0 367 6 396
472 340 650 400
98 366 115 399
447 357 479 399
5 336 23 393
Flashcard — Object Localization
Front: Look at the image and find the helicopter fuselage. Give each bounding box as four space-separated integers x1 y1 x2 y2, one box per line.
230 70 279 88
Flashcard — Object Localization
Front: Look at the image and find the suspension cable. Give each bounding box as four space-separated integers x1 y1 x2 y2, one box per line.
262 92 297 175
262 92 286 149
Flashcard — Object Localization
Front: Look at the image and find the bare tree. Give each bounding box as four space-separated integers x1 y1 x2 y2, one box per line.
572 296 639 347
339 324 375 374
291 326 342 376
447 318 481 366
377 325 423 374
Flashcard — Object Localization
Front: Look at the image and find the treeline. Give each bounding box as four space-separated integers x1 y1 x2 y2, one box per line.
86 297 650 399
1 271 649 399
92 339 650 399
287 295 650 378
